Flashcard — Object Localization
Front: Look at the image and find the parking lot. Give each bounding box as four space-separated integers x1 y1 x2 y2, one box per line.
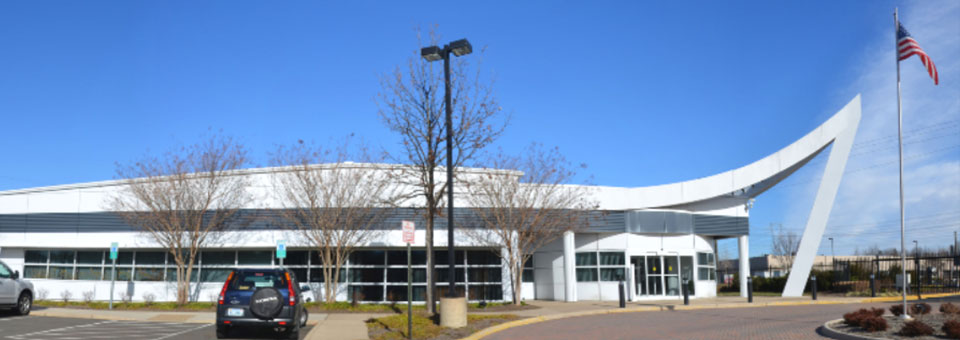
0 315 312 340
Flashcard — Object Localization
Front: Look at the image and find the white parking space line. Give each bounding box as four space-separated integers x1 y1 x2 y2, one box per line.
5 320 212 340
0 316 31 322
154 324 212 340
5 320 112 340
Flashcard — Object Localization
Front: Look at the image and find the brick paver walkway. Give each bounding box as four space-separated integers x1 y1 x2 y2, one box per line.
486 301 944 340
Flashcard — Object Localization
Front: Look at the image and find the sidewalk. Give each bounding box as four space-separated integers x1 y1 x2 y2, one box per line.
31 293 956 340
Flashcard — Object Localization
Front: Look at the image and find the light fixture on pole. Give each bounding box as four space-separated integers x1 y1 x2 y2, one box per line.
420 37 473 328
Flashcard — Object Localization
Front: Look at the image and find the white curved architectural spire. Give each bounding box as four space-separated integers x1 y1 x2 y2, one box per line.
588 96 863 215
780 95 861 296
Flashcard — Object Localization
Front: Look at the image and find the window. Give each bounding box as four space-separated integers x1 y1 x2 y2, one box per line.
467 251 500 265
575 252 598 282
468 268 501 283
387 250 426 265
202 251 235 265
136 252 165 265
284 251 309 265
576 268 598 282
77 251 103 265
25 250 48 264
598 252 625 282
24 266 46 279
577 251 625 282
238 251 272 265
575 253 597 266
0 263 11 278
697 252 716 281
522 257 534 283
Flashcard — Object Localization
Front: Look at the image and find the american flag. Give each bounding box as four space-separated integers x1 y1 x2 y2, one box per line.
897 23 938 85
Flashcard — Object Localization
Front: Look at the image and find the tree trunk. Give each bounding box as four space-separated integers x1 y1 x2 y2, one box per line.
425 211 436 314
323 249 335 303
180 263 195 305
512 260 523 305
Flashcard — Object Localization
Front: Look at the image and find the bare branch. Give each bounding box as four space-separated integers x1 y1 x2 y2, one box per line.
109 133 251 305
464 144 596 304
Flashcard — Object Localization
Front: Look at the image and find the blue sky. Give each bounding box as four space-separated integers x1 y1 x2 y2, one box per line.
1 1 957 258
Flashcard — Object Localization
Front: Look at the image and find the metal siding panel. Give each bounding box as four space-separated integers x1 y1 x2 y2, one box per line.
637 211 666 233
693 214 748 236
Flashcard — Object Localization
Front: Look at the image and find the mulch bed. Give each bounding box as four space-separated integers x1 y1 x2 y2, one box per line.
833 314 958 339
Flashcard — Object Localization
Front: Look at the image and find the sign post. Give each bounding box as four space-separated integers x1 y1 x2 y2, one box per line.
108 242 118 310
402 220 415 340
277 240 287 267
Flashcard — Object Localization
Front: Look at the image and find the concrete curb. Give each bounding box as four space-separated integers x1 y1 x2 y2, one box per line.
460 293 960 340
819 319 890 340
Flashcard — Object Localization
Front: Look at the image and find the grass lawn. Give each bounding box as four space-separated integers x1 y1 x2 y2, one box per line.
36 299 533 313
716 291 784 297
36 300 216 311
366 312 523 340
305 301 534 313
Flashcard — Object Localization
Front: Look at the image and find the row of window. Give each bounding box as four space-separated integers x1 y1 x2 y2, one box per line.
575 252 625 282
23 248 509 302
574 251 717 282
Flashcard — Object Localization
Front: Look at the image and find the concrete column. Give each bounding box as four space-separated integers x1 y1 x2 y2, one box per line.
563 231 577 302
738 235 750 297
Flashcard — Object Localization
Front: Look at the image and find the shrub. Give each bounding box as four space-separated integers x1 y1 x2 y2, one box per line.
943 319 960 339
82 291 95 303
143 293 156 306
899 320 934 337
910 303 932 316
37 289 49 301
870 307 885 317
942 302 960 315
120 292 132 305
860 316 888 332
890 304 905 316
60 290 72 303
844 309 872 327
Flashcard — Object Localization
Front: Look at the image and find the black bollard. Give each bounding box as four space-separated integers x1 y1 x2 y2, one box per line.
683 279 690 305
747 276 753 303
811 276 818 300
870 274 876 298
618 280 626 308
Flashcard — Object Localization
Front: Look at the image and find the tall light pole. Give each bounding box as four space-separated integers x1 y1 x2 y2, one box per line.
421 39 473 300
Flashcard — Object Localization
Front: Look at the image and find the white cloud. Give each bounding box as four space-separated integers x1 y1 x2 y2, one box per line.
785 1 960 254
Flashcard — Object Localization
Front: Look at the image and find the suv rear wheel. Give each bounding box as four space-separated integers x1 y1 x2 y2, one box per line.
15 292 31 316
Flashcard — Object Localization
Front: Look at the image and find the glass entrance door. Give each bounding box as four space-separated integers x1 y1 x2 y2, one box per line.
647 256 663 295
633 255 690 298
631 257 646 296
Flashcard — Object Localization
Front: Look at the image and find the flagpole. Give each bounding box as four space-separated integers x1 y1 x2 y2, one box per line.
894 7 910 320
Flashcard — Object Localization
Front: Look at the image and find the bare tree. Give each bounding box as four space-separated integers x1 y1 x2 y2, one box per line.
376 29 506 313
770 224 801 272
111 134 251 305
270 140 396 303
464 144 595 304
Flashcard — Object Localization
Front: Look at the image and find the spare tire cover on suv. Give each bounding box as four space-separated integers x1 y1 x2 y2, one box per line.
249 287 284 320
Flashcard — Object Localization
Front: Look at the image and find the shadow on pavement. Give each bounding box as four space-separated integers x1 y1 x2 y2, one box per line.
220 326 312 340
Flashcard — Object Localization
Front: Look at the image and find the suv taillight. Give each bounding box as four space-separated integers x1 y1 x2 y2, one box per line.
285 272 295 306
218 271 235 305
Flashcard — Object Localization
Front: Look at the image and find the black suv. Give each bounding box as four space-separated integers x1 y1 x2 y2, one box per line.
216 268 309 339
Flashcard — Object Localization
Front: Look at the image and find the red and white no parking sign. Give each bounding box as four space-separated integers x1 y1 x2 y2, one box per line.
401 220 415 244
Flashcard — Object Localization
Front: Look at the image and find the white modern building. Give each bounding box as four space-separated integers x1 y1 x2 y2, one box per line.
0 96 861 303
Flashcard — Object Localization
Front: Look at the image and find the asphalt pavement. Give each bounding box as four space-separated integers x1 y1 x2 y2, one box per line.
484 297 960 340
0 315 312 340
